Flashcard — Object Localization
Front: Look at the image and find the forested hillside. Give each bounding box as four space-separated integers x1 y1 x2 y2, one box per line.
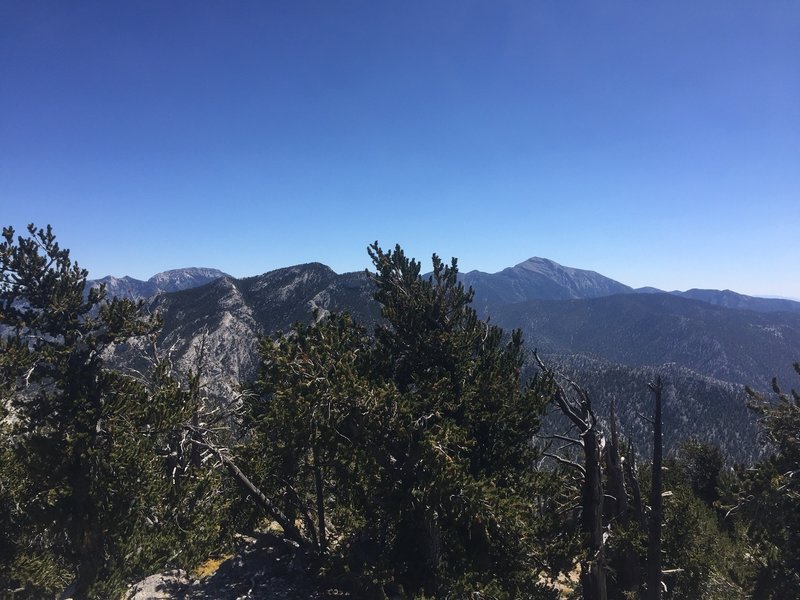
2 226 799 599
495 293 800 389
539 355 758 463
94 255 800 465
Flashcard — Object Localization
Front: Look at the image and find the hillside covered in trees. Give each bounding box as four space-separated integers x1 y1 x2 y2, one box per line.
92 251 800 466
1 225 799 599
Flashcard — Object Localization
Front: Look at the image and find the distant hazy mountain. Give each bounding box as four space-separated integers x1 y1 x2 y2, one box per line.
461 257 633 311
635 286 800 314
673 289 800 314
493 292 800 390
460 258 800 315
89 268 230 300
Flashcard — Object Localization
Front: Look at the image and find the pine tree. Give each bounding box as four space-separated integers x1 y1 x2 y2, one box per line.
242 243 558 598
737 366 800 598
0 225 226 598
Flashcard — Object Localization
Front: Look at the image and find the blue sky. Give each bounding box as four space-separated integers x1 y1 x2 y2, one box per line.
2 1 799 297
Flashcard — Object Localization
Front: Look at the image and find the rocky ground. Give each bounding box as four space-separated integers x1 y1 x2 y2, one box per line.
124 533 330 600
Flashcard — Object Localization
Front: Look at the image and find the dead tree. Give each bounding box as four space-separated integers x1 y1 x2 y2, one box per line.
190 433 313 550
605 398 641 597
623 440 645 530
605 399 627 521
646 377 664 600
535 351 607 600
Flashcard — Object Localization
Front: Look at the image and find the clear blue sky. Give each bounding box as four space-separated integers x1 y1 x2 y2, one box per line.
2 1 799 297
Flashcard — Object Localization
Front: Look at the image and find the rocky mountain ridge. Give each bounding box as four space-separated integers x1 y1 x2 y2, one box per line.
89 267 231 300
143 265 379 402
101 257 799 463
101 257 800 317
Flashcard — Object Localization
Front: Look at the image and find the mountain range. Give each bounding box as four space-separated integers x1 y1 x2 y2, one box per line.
89 268 230 300
102 257 800 463
463 257 800 315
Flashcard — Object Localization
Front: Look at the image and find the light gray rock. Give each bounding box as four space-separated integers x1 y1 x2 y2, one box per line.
124 570 192 599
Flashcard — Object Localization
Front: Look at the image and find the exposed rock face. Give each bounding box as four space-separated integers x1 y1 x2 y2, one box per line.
152 276 262 403
146 266 379 403
148 268 231 292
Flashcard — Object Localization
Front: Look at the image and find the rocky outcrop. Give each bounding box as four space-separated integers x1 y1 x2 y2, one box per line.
125 534 318 600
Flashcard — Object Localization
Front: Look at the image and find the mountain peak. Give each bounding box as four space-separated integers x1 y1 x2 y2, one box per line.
89 267 230 300
515 256 574 275
514 257 600 278
147 267 228 284
461 256 633 306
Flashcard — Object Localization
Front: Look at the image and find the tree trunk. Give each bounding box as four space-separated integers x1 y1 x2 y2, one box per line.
647 378 663 600
582 427 607 600
70 449 102 600
624 442 645 530
68 366 104 600
606 399 641 596
533 353 608 600
312 443 327 553
605 399 628 520
208 443 311 549
190 407 202 470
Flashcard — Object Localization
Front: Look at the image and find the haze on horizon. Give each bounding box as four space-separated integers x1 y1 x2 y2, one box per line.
1 1 798 298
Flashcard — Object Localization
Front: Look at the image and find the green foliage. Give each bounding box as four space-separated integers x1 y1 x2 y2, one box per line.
660 481 745 599
0 225 229 598
676 439 724 508
734 365 800 598
242 243 557 598
620 447 749 600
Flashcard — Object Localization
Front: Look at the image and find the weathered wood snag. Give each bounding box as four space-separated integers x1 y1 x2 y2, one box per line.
605 398 641 596
535 351 607 600
646 377 664 600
